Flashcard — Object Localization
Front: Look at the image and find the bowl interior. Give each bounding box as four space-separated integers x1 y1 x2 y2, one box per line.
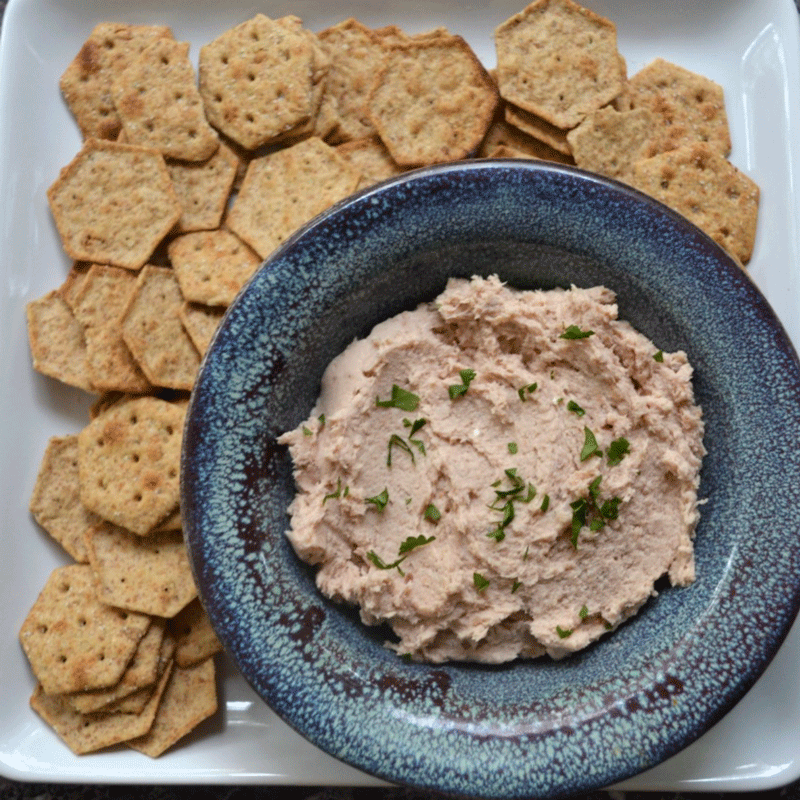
182 161 800 799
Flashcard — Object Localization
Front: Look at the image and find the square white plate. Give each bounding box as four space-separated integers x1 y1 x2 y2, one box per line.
1 0 799 790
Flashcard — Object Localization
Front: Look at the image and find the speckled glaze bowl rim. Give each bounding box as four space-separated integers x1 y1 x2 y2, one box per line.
182 159 800 799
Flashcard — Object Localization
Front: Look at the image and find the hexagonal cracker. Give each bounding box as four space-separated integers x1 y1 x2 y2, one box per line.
47 139 181 271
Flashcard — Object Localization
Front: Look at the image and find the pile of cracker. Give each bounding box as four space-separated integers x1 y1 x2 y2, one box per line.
23 0 760 758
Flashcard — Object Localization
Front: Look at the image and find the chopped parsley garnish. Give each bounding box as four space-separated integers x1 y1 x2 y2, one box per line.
567 400 585 416
376 384 420 412
580 427 601 461
318 414 326 427
448 368 476 399
486 528 506 542
323 478 345 504
507 442 518 454
606 437 630 467
518 383 538 401
366 550 406 575
387 434 415 466
511 579 522 593
556 625 573 639
540 494 550 512
424 503 441 522
473 572 490 591
399 534 436 555
560 325 594 340
365 488 389 512
569 477 622 547
579 604 589 620
570 498 588 547
523 545 530 560
302 426 313 436
653 350 664 362
403 417 427 437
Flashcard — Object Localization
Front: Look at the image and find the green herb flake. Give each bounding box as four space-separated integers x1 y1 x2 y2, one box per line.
487 528 506 542
511 579 522 594
607 437 630 467
523 545 530 561
318 414 326 427
507 442 518 454
556 626 573 639
323 478 344 504
424 503 441 522
518 382 538 401
540 494 550 512
365 488 389 512
403 417 427 437
599 497 622 520
387 434 415 467
579 604 589 620
399 534 436 555
653 350 664 362
376 384 420 412
590 518 605 531
570 498 588 547
567 400 585 416
302 426 313 436
580 427 601 461
366 550 405 575
473 572 490 591
560 325 594 340
448 369 476 399
523 484 536 503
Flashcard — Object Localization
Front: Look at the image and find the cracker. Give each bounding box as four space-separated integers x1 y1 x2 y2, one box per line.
178 302 225 356
47 139 182 271
19 564 151 696
112 38 219 161
29 435 99 563
227 136 361 259
77 395 185 535
479 107 574 164
168 598 223 668
86 523 198 618
120 265 201 391
127 658 217 757
336 135 405 189
29 659 172 755
198 14 317 150
630 142 760 264
566 106 663 182
72 264 152 394
494 0 625 129
26 291 94 392
504 103 571 155
615 58 731 156
67 617 166 714
316 18 386 143
58 262 93 309
168 229 261 307
166 141 239 233
367 36 498 166
59 23 174 141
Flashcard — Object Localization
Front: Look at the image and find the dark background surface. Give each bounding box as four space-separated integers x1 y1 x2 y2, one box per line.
2 1 799 798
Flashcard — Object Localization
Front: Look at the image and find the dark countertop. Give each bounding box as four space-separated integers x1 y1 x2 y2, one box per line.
3 1 800 798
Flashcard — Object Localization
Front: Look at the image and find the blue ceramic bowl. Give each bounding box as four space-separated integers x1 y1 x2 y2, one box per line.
182 160 800 799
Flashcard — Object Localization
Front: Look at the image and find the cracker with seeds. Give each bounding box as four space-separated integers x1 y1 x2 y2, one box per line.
66 618 166 714
168 229 261 307
566 106 663 182
504 103 571 156
166 142 239 233
317 19 387 143
178 303 226 356
336 135 405 189
59 23 174 141
86 523 197 618
615 58 731 156
19 564 151 696
368 35 498 167
112 38 219 162
26 291 95 392
168 598 223 668
198 14 318 150
494 0 625 129
77 395 185 535
47 139 181 271
128 657 217 757
227 136 362 259
120 266 201 391
72 264 152 394
30 659 172 755
631 142 760 264
479 107 574 164
29 435 99 562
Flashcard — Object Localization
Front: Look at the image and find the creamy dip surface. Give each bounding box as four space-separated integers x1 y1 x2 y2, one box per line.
278 275 705 663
